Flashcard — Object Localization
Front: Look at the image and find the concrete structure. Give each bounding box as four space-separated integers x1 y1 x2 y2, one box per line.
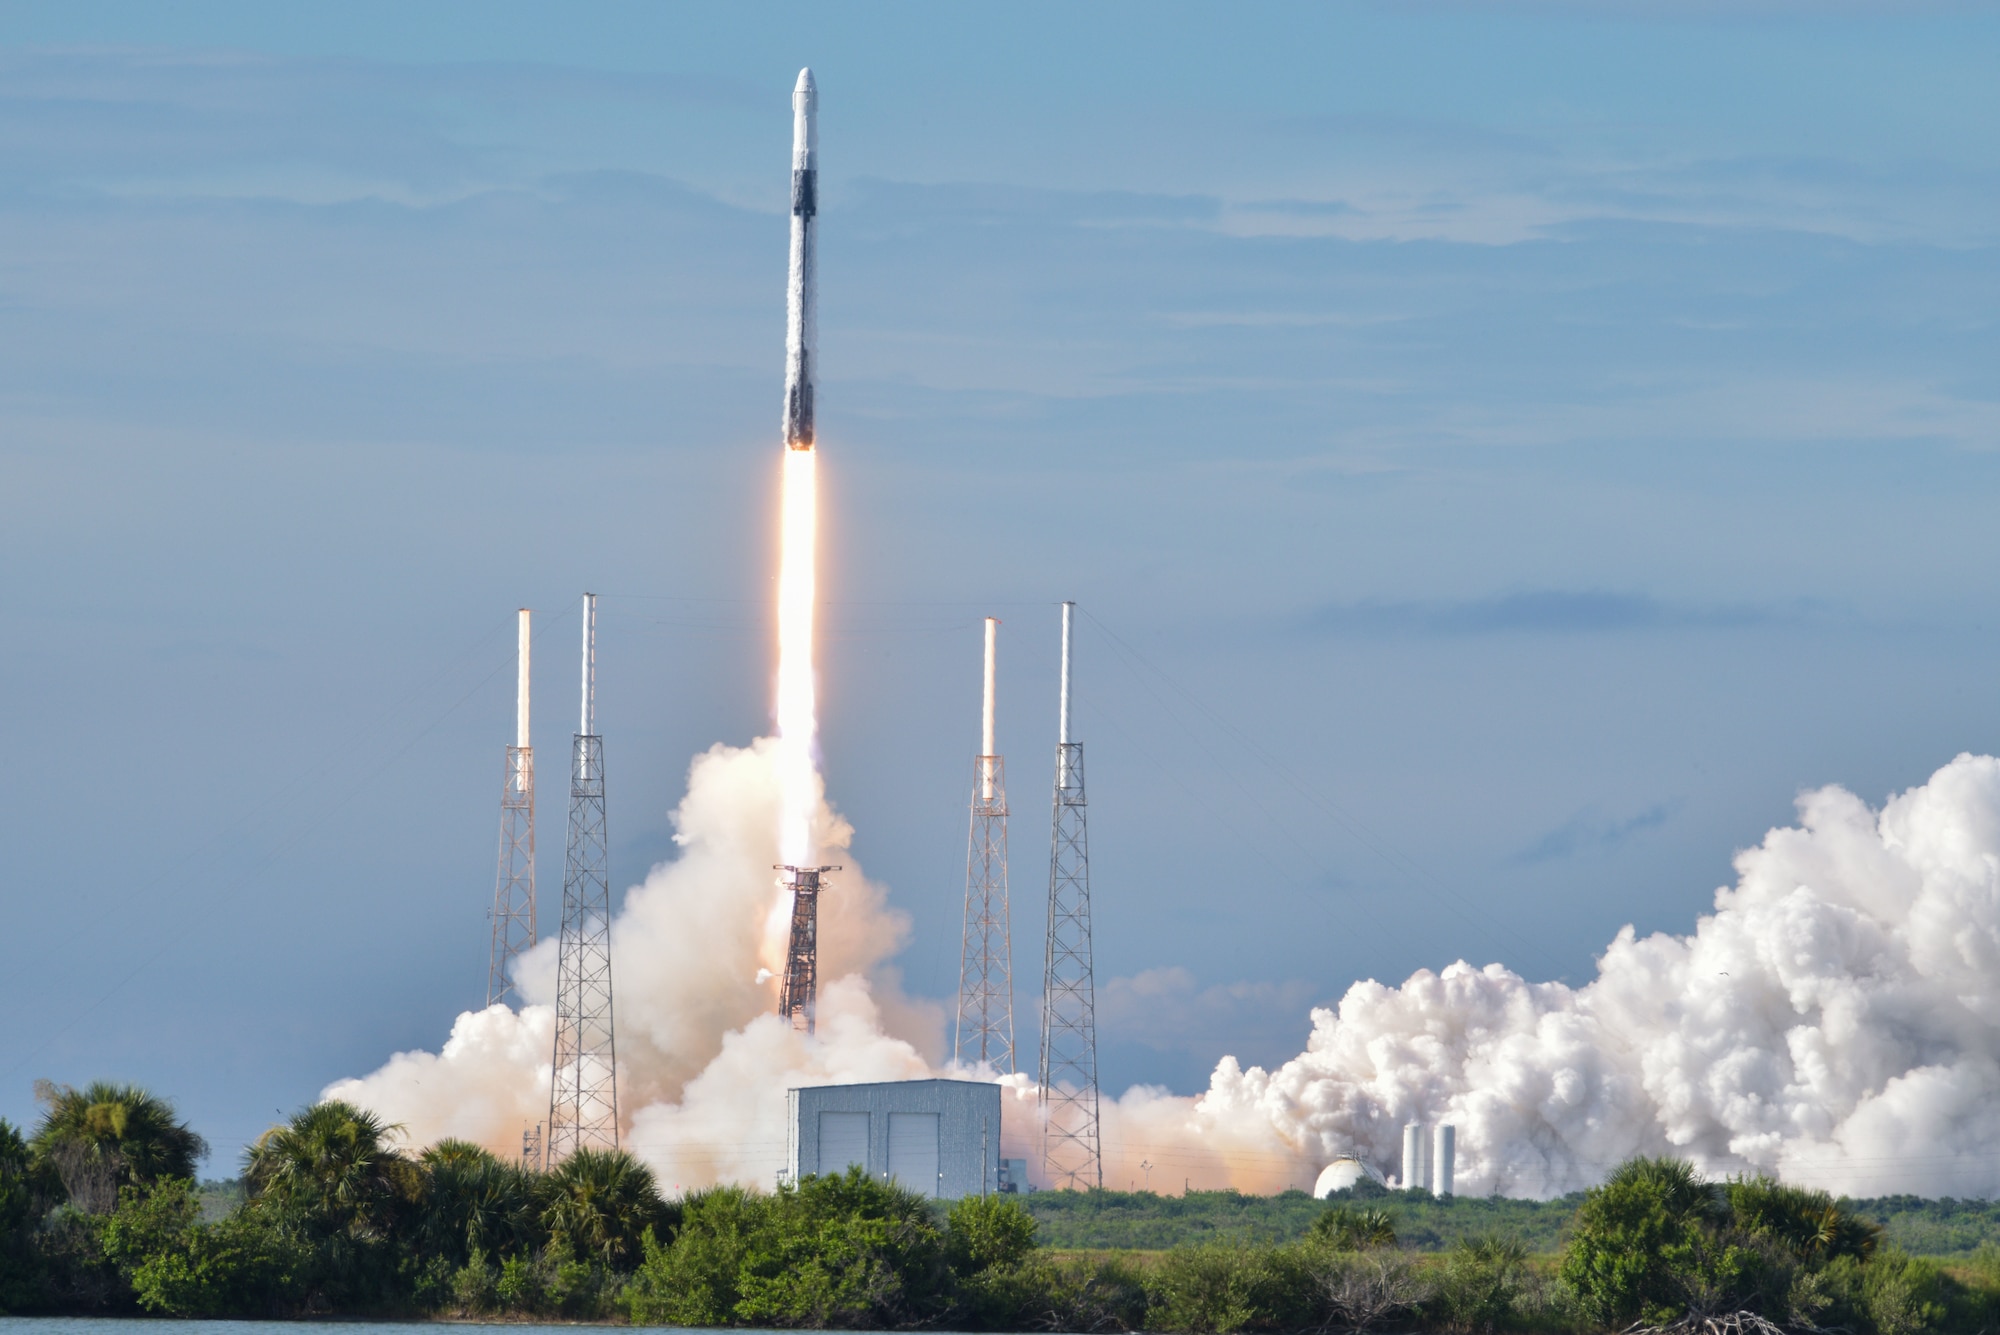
788 1079 1003 1199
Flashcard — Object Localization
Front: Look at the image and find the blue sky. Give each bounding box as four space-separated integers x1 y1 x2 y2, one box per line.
2 2 1999 1162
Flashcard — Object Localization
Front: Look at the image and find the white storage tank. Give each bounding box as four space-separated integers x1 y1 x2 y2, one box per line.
1432 1124 1456 1197
1312 1155 1385 1198
1402 1121 1427 1190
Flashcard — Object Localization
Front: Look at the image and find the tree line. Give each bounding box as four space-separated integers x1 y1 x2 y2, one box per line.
4 1080 2000 1331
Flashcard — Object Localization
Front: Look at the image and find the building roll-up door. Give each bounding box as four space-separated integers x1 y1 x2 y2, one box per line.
819 1111 870 1175
887 1112 940 1196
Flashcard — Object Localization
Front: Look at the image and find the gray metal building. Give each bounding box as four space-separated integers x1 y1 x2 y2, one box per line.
787 1078 1004 1199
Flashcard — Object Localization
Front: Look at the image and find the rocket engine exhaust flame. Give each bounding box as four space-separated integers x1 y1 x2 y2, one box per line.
775 448 818 869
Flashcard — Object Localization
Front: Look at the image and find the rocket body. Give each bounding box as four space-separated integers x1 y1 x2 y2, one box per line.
783 68 818 451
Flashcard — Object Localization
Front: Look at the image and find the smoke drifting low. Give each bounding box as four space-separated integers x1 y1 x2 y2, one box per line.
334 745 2000 1200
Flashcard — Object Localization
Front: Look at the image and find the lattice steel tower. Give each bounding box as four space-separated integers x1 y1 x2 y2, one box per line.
1038 601 1102 1188
777 864 840 1034
549 593 618 1161
487 608 536 1008
956 616 1015 1072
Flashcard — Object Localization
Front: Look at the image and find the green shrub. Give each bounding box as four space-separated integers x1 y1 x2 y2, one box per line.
626 1168 949 1329
530 1235 616 1318
124 1211 300 1317
959 1250 1148 1332
494 1252 535 1309
1147 1241 1275 1333
1559 1156 1754 1326
1950 1241 2000 1328
1859 1248 1952 1335
947 1192 1039 1273
625 1188 758 1325
99 1179 301 1317
731 1169 948 1327
1434 1234 1528 1333
31 1207 129 1313
448 1249 495 1315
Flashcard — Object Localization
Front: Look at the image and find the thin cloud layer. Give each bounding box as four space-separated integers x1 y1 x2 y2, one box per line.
1309 591 1796 637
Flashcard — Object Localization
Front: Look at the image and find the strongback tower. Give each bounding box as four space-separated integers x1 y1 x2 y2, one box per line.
549 593 618 1161
1038 602 1102 1188
956 617 1015 1072
487 609 536 1008
777 864 840 1033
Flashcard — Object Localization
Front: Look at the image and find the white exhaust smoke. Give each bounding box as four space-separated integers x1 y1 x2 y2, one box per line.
333 744 2000 1200
328 735 966 1182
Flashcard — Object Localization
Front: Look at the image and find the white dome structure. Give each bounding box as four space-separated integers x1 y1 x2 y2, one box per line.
1312 1155 1385 1198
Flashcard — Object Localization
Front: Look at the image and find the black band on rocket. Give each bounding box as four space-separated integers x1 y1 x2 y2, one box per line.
793 169 817 218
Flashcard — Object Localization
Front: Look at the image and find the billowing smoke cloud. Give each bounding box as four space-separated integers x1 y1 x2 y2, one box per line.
335 743 2000 1201
1163 752 2000 1199
329 736 987 1184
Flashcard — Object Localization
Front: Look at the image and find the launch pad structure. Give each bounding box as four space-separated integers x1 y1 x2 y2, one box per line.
956 616 1015 1073
778 864 841 1034
488 609 537 1009
1039 602 1103 1189
548 593 619 1162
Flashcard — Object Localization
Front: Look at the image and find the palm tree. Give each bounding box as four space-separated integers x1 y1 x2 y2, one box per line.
1728 1175 1880 1262
417 1139 541 1265
0 1117 36 1227
29 1080 208 1212
1606 1155 1723 1224
421 1138 494 1169
539 1148 665 1265
1310 1205 1399 1250
244 1101 416 1239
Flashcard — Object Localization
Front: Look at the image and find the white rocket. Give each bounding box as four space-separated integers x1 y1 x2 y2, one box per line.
782 67 818 451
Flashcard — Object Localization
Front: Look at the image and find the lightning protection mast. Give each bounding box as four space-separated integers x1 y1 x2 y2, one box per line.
1038 601 1102 1189
956 616 1014 1072
488 609 537 1008
549 593 618 1162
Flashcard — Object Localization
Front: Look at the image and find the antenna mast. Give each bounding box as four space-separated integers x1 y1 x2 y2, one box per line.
549 593 619 1162
956 617 1015 1072
487 609 537 1007
1038 601 1102 1188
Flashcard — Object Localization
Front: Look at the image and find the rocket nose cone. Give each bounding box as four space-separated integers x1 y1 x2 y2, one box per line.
795 67 816 94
